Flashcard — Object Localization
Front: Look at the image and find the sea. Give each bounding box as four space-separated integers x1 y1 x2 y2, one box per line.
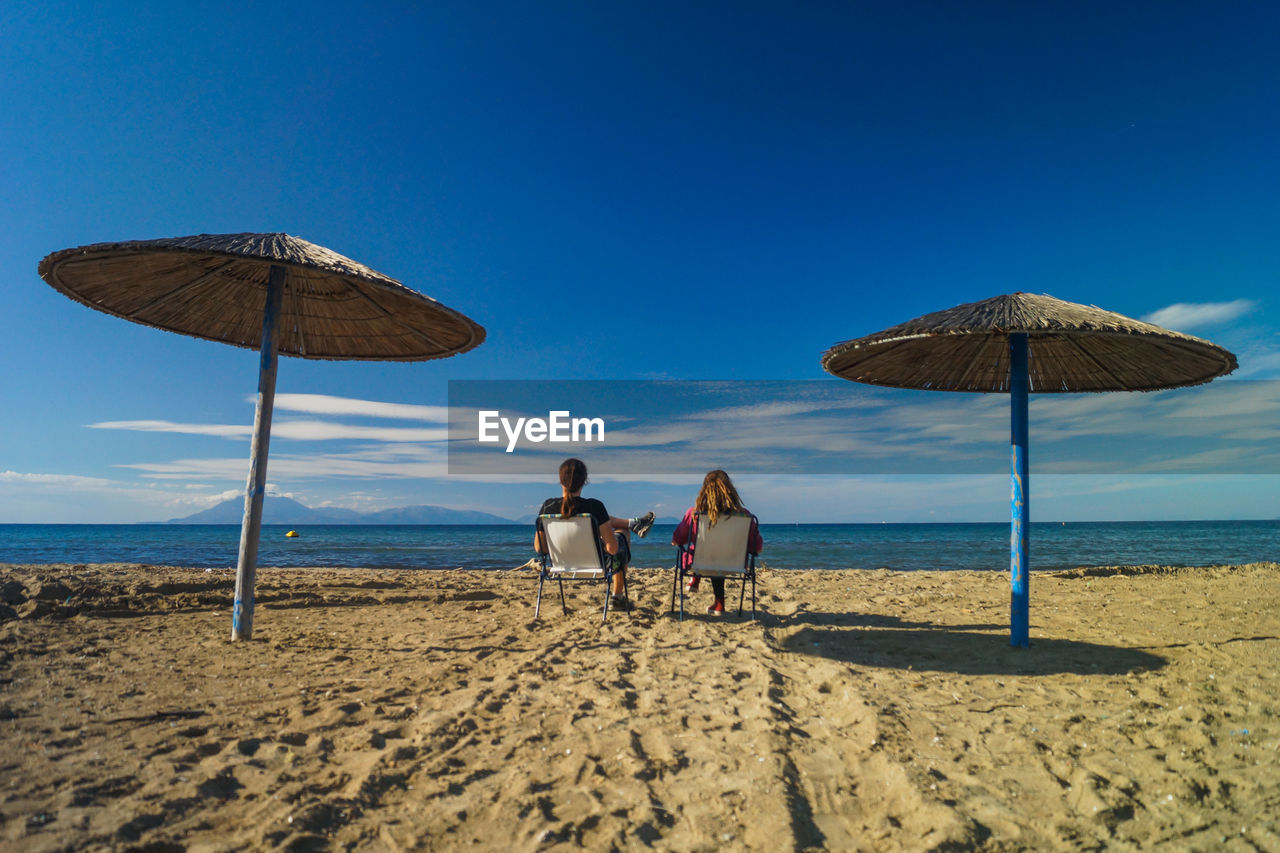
1 521 1277 573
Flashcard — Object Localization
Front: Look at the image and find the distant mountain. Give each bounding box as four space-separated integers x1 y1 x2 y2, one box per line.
167 496 355 525
165 496 515 525
359 505 514 524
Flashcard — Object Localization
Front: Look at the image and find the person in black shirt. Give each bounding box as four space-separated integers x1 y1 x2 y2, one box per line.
534 458 654 608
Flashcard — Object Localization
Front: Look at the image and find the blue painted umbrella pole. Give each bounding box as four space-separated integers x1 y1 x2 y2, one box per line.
232 265 286 641
1009 333 1030 647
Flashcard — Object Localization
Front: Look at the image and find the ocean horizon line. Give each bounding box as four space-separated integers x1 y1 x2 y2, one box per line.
3 519 1277 574
4 518 1278 528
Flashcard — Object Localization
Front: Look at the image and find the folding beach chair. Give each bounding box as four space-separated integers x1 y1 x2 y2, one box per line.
535 514 630 622
672 512 759 620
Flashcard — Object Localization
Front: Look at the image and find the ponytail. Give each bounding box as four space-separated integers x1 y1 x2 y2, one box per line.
558 458 589 517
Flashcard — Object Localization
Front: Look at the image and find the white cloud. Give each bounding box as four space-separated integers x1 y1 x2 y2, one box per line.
1230 344 1280 380
89 394 451 447
0 470 115 488
1142 299 1255 331
1128 445 1280 474
88 419 447 443
120 446 451 481
269 393 450 422
117 458 248 479
0 470 253 522
271 421 448 442
724 474 1009 523
590 473 703 486
88 420 250 437
685 394 876 422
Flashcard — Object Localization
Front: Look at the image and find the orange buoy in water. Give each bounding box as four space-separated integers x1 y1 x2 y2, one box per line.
286 530 299 538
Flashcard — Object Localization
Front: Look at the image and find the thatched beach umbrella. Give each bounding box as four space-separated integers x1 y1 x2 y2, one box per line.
39 233 485 640
822 292 1236 646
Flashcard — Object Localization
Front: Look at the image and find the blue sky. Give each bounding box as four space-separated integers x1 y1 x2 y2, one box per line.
2 1 1278 524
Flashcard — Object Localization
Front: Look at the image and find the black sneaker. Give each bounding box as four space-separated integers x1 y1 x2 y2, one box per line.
630 511 655 538
609 595 634 612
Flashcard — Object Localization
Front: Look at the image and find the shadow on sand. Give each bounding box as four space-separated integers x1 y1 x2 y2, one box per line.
774 618 1166 676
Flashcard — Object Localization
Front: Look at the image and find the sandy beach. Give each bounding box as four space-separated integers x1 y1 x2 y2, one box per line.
1 561 1278 852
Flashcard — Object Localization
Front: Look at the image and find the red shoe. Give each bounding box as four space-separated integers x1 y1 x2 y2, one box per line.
706 599 725 615
686 576 700 592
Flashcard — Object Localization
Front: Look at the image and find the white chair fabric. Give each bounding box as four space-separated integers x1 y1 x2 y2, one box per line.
535 514 629 621
687 514 754 577
542 515 607 578
673 512 759 620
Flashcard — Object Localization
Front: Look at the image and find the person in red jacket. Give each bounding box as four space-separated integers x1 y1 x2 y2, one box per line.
672 469 763 615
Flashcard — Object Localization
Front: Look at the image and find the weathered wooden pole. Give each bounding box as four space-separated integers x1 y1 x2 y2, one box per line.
1009 332 1030 647
232 264 286 641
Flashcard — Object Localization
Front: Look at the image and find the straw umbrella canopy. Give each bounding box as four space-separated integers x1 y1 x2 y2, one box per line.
39 232 486 640
821 292 1236 646
38 233 484 360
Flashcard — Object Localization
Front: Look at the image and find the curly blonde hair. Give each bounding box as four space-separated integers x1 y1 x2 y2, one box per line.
695 469 745 527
